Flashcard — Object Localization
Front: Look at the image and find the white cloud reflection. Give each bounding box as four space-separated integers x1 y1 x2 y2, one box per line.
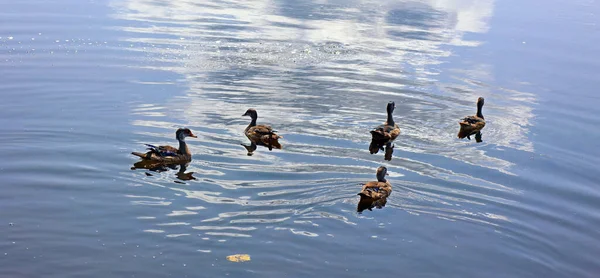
113 0 533 164
116 0 535 229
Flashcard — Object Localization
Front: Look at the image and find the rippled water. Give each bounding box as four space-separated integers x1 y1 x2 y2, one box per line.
1 0 599 276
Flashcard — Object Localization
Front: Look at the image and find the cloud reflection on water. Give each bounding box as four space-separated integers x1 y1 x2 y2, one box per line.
115 0 534 238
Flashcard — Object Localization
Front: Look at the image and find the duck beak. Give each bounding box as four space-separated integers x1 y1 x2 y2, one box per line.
189 133 198 138
242 113 248 117
386 173 389 176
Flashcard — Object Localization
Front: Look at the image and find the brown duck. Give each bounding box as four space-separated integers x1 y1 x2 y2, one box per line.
242 108 282 150
131 128 197 163
458 97 486 140
369 101 401 156
357 166 392 213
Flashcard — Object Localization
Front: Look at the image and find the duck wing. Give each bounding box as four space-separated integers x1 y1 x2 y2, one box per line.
458 116 485 139
461 116 484 125
247 125 283 149
132 144 181 161
357 181 392 212
145 144 179 157
370 124 400 142
358 181 391 200
387 124 400 141
248 125 275 135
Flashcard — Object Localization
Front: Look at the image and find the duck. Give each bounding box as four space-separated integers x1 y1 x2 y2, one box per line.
357 166 392 212
242 108 282 150
369 101 401 155
131 128 197 163
458 97 486 140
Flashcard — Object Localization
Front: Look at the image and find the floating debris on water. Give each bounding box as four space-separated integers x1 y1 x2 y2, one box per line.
226 254 250 262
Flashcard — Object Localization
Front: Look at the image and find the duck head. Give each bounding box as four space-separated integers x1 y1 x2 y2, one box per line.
477 97 485 108
242 108 258 119
476 97 484 118
376 166 389 182
176 128 197 141
386 101 395 114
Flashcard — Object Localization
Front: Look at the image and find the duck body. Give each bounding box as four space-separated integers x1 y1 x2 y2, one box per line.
243 109 282 150
458 97 486 140
245 125 282 149
370 124 400 149
370 124 400 143
370 102 400 154
357 166 392 212
131 128 197 163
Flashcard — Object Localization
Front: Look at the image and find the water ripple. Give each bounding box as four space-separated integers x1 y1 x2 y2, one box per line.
117 0 527 248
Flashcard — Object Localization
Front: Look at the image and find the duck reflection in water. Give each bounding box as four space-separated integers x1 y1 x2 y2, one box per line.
241 108 282 155
458 130 483 143
369 141 395 161
357 166 392 213
369 102 400 161
458 97 486 143
131 162 196 182
241 141 258 156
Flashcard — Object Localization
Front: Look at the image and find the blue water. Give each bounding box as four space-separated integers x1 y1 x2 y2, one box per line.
1 0 599 277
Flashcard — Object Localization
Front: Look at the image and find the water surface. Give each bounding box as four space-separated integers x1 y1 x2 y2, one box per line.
1 0 599 277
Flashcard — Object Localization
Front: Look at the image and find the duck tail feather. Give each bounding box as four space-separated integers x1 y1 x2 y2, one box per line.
132 152 148 159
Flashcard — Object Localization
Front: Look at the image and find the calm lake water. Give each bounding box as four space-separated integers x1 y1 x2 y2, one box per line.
1 0 599 277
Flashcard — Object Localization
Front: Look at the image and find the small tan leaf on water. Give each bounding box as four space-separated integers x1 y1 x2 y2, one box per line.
226 254 251 262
